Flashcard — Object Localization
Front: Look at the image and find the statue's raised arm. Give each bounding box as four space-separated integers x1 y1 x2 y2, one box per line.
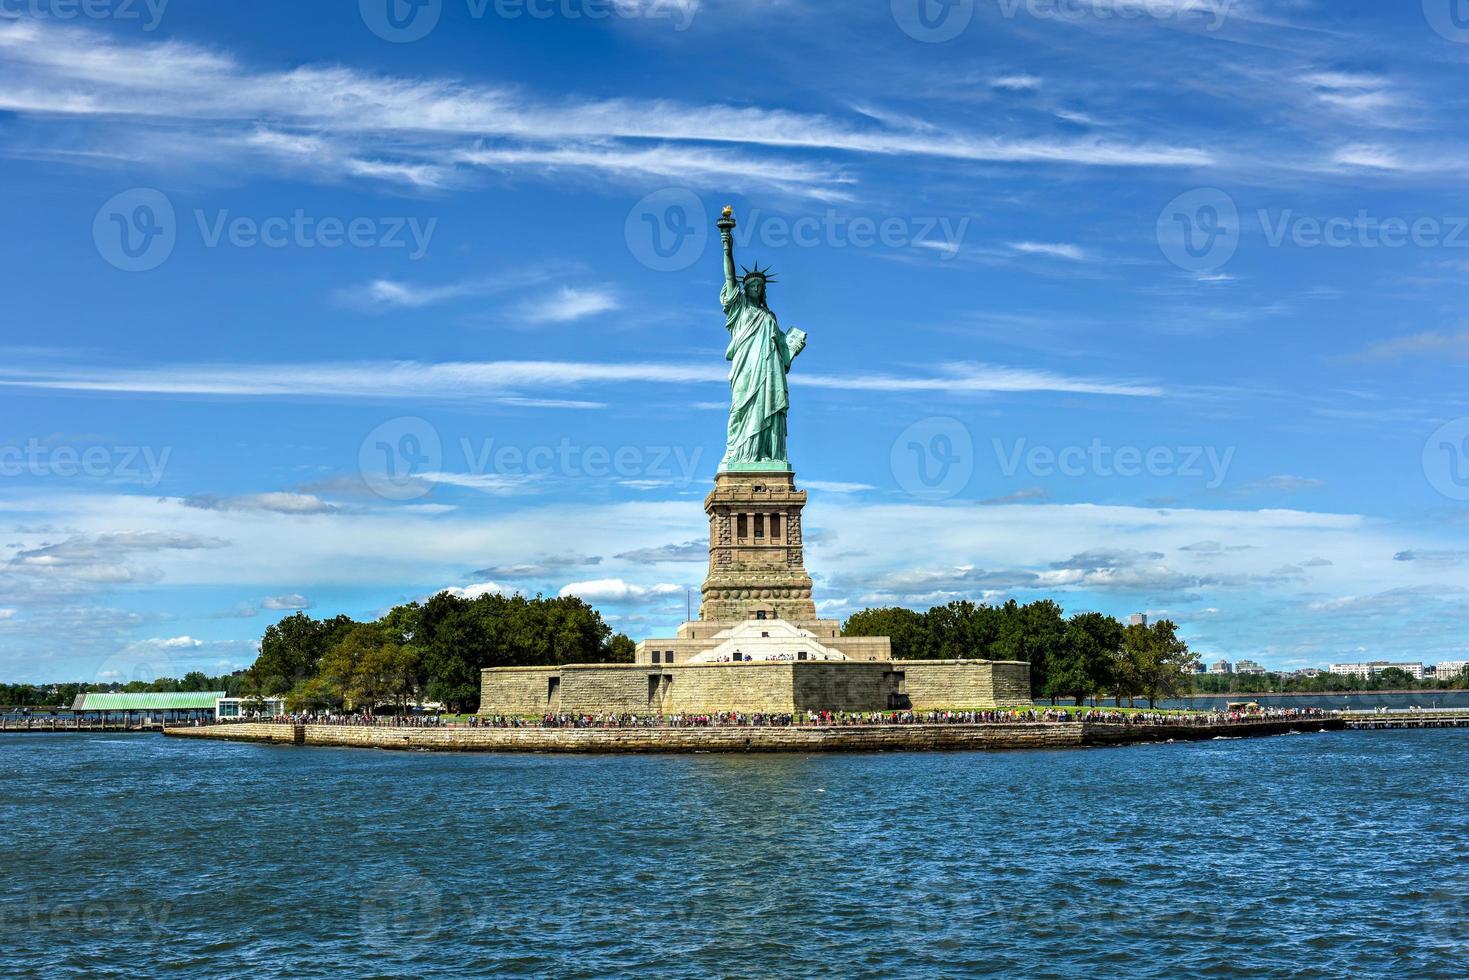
718 205 738 292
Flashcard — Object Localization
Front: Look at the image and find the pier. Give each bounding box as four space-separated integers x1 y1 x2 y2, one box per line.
1341 708 1469 730
0 716 164 732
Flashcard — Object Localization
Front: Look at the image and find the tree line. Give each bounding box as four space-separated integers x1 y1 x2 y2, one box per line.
843 600 1200 707
245 592 635 714
1192 667 1469 695
0 673 245 709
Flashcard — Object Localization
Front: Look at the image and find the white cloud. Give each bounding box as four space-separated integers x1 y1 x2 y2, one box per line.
0 18 1212 202
1331 144 1403 171
181 492 337 515
991 75 1042 92
420 472 538 495
446 581 508 600
261 594 313 610
516 287 619 325
0 609 15 620
559 578 684 602
158 636 203 649
0 357 1164 399
1009 241 1087 261
802 480 877 493
7 487 1469 671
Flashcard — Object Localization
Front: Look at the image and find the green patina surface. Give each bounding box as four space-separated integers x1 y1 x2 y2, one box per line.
717 207 805 472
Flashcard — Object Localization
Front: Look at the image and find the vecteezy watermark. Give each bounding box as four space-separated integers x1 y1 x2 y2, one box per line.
0 0 168 30
93 188 438 272
360 873 443 949
1423 0 1469 43
892 0 1232 42
5 895 173 938
0 439 171 488
625 189 971 272
359 0 695 42
1423 417 1469 501
626 188 709 272
1156 187 1240 274
1158 188 1469 273
358 417 704 500
892 417 975 501
891 0 976 42
93 188 177 273
730 208 970 256
360 417 444 502
993 438 1235 488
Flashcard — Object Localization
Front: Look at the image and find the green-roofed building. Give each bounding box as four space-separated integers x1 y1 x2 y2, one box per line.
72 691 227 723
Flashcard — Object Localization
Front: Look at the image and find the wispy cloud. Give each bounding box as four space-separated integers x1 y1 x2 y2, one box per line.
180 492 338 515
0 358 1165 400
515 286 619 325
1354 329 1469 362
0 18 1213 200
1009 241 1087 261
802 480 877 493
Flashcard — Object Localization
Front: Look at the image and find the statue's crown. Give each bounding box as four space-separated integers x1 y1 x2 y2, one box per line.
739 262 778 285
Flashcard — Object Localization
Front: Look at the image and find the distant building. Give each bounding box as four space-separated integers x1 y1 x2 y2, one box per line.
1289 668 1323 680
1435 661 1469 683
1208 659 1233 675
1234 659 1267 675
215 696 287 720
1129 613 1149 627
1329 662 1425 680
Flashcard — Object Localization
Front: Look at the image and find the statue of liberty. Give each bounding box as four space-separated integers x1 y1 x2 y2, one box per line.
716 206 806 471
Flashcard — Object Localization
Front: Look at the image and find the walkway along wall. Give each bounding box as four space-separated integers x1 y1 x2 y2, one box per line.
164 717 1344 754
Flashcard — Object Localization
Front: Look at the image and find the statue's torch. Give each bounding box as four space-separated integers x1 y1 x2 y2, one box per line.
717 205 736 238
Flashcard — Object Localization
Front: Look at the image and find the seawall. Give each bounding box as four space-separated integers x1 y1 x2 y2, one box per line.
163 718 1343 754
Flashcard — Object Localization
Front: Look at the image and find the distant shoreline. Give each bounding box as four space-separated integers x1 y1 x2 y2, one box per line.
1173 688 1469 699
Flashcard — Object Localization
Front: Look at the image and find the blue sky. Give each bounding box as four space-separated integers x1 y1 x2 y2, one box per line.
3 0 1469 683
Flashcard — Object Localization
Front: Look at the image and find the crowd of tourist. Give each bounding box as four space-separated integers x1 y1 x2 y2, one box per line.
201 705 1331 729
458 706 1333 729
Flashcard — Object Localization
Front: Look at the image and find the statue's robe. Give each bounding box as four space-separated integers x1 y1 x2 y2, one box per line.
721 280 805 466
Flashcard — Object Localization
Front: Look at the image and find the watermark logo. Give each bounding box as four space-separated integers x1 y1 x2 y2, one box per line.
361 0 695 41
1423 417 1469 501
1424 0 1469 43
360 417 443 501
892 417 974 500
2 0 169 30
92 648 181 689
0 439 171 488
894 0 1231 42
892 0 975 42
360 0 443 42
1157 187 1239 273
93 188 176 273
993 438 1234 487
93 191 437 272
731 208 970 256
360 873 443 948
626 187 708 272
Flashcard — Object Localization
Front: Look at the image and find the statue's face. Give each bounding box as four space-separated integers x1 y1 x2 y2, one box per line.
743 278 765 304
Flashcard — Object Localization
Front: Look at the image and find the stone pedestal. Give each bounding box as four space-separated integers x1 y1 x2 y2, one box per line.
699 470 817 622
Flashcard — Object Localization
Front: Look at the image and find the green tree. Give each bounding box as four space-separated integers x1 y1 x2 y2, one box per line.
250 612 359 694
1122 620 1197 708
179 671 211 692
607 634 637 663
1046 612 1123 705
993 600 1066 699
844 607 931 659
